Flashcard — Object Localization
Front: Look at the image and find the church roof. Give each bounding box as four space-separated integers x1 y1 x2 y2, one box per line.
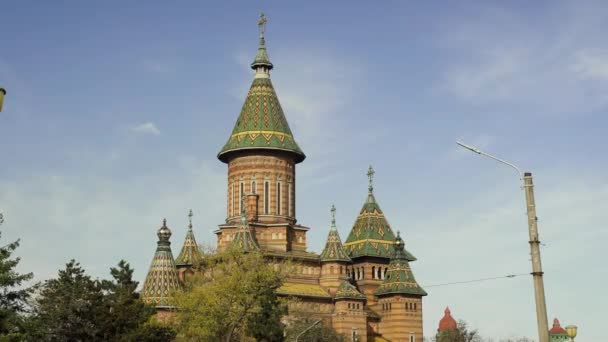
218 14 305 164
344 166 416 260
549 318 568 335
438 307 458 332
373 232 427 297
142 219 181 308
175 210 203 266
335 280 366 300
320 205 351 263
231 199 260 251
277 282 332 299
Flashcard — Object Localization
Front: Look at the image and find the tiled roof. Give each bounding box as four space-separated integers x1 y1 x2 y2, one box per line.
320 205 351 263
175 210 203 266
438 307 457 332
277 282 332 299
142 219 181 308
334 280 366 300
373 233 427 297
218 25 304 164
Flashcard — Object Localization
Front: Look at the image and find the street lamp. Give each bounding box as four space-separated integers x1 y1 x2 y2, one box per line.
565 325 577 341
0 87 6 112
456 141 550 342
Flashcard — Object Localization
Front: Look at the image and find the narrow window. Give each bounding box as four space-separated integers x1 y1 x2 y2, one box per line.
372 266 376 279
240 182 244 213
264 181 269 214
340 266 343 274
414 303 417 311
410 335 415 342
276 182 281 215
230 183 233 216
251 180 256 194
287 183 292 216
377 267 382 279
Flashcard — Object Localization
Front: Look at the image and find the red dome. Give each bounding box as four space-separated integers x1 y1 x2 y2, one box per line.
438 307 458 332
549 318 567 335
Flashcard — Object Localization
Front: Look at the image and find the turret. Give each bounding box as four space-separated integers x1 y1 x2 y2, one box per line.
319 205 351 295
175 209 203 283
142 219 181 316
332 280 367 342
231 196 260 251
374 232 426 342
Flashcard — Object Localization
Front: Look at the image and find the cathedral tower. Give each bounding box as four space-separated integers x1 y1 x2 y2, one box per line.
216 13 308 253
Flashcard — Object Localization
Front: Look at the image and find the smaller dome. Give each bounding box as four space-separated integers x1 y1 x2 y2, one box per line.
438 307 458 332
157 218 172 241
549 318 567 335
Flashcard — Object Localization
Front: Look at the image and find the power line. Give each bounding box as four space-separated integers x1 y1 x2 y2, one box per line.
423 273 529 288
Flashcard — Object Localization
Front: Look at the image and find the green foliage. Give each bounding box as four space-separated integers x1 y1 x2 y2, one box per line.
0 231 34 340
435 320 483 342
26 259 170 342
284 312 346 342
171 247 289 342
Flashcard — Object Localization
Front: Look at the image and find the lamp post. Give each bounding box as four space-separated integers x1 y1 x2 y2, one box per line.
565 325 577 341
0 87 6 112
456 141 549 342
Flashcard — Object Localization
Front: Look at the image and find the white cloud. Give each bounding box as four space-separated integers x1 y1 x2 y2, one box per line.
572 50 608 79
130 122 160 135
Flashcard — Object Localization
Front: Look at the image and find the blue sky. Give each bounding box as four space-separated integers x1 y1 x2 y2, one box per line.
1 1 607 340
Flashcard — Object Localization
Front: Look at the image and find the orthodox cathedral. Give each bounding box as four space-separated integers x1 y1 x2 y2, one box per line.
142 14 427 342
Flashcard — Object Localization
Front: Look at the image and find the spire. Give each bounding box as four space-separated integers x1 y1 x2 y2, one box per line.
218 13 305 164
320 205 351 262
251 12 273 71
344 167 416 260
175 209 204 266
142 219 181 308
438 307 458 332
335 280 366 301
231 195 259 251
373 232 427 297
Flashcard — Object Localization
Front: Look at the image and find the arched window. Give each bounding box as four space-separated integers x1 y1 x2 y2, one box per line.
410 335 415 342
377 267 382 279
414 303 417 311
276 182 281 215
251 180 256 194
340 266 343 274
264 181 269 214
371 266 376 279
230 183 234 216
384 267 388 279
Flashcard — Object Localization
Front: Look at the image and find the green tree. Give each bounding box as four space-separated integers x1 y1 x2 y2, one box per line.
434 320 483 342
99 260 157 340
245 286 286 342
171 247 289 342
28 260 106 341
0 228 34 340
284 313 346 342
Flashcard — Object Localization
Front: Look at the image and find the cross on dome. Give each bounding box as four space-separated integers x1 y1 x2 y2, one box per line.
367 165 375 193
258 12 267 37
330 204 337 230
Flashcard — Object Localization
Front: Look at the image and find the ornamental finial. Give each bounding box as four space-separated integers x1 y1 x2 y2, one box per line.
367 165 375 193
330 204 336 230
240 194 247 224
188 209 193 230
258 12 267 38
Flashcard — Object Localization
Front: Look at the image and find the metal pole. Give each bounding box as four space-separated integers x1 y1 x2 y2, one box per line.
523 172 549 342
456 142 549 342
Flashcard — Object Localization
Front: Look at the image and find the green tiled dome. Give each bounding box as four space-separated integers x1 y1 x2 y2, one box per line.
374 233 427 297
142 219 181 308
344 167 416 260
335 280 366 300
218 21 305 164
320 205 351 263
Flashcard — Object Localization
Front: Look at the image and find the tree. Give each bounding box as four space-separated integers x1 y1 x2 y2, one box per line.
99 260 157 340
27 260 106 341
0 228 34 339
284 312 346 342
435 320 483 342
171 247 289 342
